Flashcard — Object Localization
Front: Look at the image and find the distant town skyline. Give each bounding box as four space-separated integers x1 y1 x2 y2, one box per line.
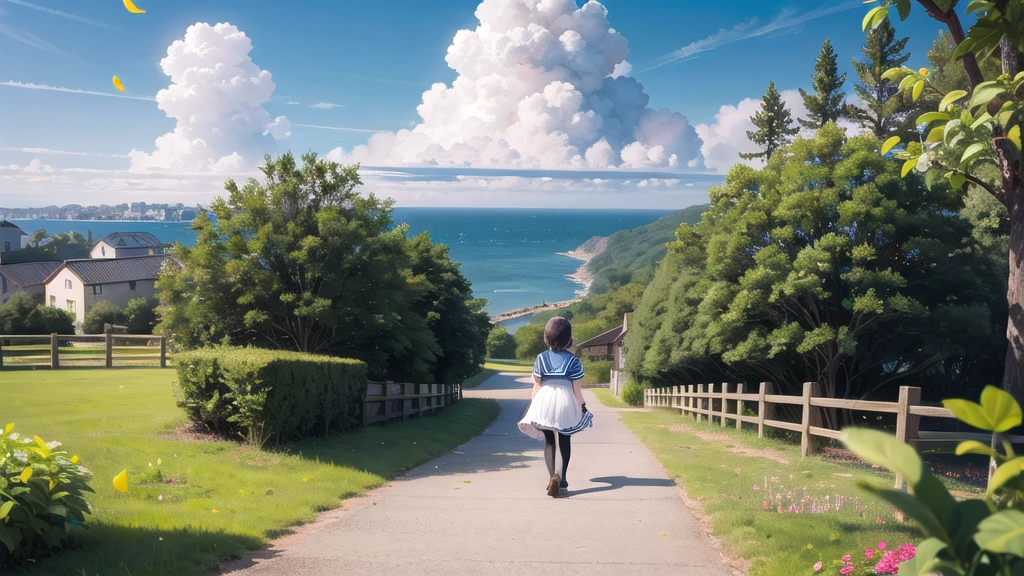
1 0 949 208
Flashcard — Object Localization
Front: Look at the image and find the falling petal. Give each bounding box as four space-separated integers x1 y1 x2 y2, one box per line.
661 532 666 537
158 495 163 501
122 0 145 13
113 469 128 493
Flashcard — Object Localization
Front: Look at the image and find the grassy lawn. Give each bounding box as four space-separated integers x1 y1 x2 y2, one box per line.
620 408 923 576
2 368 499 575
483 358 532 372
589 387 629 408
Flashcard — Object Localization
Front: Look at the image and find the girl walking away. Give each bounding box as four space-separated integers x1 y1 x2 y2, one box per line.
518 316 593 497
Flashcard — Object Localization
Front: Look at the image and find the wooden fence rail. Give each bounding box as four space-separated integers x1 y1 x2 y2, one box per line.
0 333 167 369
643 382 998 490
363 382 461 427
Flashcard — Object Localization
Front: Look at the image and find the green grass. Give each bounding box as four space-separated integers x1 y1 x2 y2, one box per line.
2 368 499 575
482 358 532 372
619 408 921 576
590 388 629 408
462 368 498 388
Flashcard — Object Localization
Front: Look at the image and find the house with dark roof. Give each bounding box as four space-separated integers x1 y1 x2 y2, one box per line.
0 220 28 255
0 261 63 303
90 231 168 259
575 313 629 370
44 255 181 329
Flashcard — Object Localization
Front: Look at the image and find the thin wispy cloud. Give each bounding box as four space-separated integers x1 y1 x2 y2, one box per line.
1 0 114 28
286 101 301 105
309 102 344 109
331 73 430 87
643 1 862 71
292 123 384 133
0 81 156 102
0 22 78 60
0 146 129 158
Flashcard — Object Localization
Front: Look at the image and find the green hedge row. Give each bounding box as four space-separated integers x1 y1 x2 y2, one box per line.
174 348 367 446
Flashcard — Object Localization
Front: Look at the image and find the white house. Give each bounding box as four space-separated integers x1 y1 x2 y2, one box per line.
44 255 181 329
0 261 62 304
0 220 29 255
90 232 168 259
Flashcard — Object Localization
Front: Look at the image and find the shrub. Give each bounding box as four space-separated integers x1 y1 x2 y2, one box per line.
514 323 547 360
622 383 646 407
174 348 367 447
843 385 1024 575
82 300 122 334
0 292 74 335
0 424 94 569
579 358 612 385
486 326 517 359
123 297 157 334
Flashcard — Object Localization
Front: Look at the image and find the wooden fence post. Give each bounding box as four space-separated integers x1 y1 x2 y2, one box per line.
757 382 767 438
720 383 728 427
686 385 693 417
894 386 922 490
697 384 705 423
159 336 167 368
801 382 822 457
736 383 745 431
105 333 113 368
50 333 59 369
0 338 4 369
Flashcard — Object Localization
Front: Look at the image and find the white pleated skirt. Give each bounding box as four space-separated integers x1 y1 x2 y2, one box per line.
518 378 584 440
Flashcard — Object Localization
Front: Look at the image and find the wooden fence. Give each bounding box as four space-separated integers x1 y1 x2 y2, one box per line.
643 382 1000 490
0 333 167 369
363 381 461 426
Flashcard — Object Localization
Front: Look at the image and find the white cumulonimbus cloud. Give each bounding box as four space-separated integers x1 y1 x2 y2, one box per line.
128 22 290 173
327 0 703 170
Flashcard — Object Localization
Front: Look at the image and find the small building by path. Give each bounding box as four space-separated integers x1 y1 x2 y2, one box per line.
0 261 62 304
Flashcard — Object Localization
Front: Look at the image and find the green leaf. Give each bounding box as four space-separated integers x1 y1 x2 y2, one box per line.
901 158 916 177
1009 125 1021 151
0 525 15 553
912 79 925 101
970 82 1008 110
925 126 945 143
948 172 967 190
955 439 995 457
883 67 911 81
893 537 947 575
862 6 887 31
959 142 989 166
0 500 13 521
859 482 950 542
939 90 969 111
895 0 911 20
989 457 1024 495
844 428 926 485
881 136 901 155
975 509 1024 556
945 385 1023 432
918 111 950 126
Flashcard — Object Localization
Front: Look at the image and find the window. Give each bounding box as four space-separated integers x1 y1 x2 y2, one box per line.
101 246 105 256
129 281 137 291
92 285 102 295
2 241 8 251
67 300 76 314
49 295 56 307
64 279 72 289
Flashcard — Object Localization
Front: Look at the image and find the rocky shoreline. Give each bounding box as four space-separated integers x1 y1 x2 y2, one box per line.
490 235 608 324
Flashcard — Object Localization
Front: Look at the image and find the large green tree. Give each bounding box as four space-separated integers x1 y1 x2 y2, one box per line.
741 81 800 162
0 292 74 335
862 0 1024 402
626 126 1005 409
846 18 914 139
156 152 487 384
800 39 848 130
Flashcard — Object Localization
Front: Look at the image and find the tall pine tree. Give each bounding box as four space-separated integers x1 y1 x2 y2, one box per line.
741 81 799 161
846 19 912 138
799 39 847 129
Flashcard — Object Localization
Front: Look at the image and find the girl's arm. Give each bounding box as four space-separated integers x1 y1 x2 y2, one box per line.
531 375 542 399
572 380 586 407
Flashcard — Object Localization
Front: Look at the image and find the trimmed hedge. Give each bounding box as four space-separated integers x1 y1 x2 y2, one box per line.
174 348 367 446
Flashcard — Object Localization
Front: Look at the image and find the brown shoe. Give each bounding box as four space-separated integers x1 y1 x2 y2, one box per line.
547 474 561 498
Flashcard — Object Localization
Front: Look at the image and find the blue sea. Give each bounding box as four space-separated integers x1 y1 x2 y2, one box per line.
10 208 672 323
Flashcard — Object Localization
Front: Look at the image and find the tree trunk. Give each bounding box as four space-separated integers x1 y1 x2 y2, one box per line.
1005 187 1024 402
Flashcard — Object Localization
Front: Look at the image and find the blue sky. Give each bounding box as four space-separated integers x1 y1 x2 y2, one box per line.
0 0 951 209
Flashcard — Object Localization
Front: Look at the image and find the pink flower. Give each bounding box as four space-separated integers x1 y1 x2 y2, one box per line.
878 541 887 550
865 548 874 559
753 485 760 491
813 561 822 572
840 566 854 575
842 555 851 563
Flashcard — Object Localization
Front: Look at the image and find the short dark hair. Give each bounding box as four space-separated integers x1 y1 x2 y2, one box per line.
544 316 573 351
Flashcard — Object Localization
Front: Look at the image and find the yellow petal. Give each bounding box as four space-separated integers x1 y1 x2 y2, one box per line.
113 469 128 493
71 455 79 464
112 76 125 93
123 0 146 14
302 477 309 482
661 532 667 537
4 423 13 435
50 479 58 491
212 509 220 513
918 67 929 77
20 467 33 483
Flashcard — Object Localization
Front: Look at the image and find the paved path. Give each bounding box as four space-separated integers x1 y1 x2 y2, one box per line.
227 373 739 576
